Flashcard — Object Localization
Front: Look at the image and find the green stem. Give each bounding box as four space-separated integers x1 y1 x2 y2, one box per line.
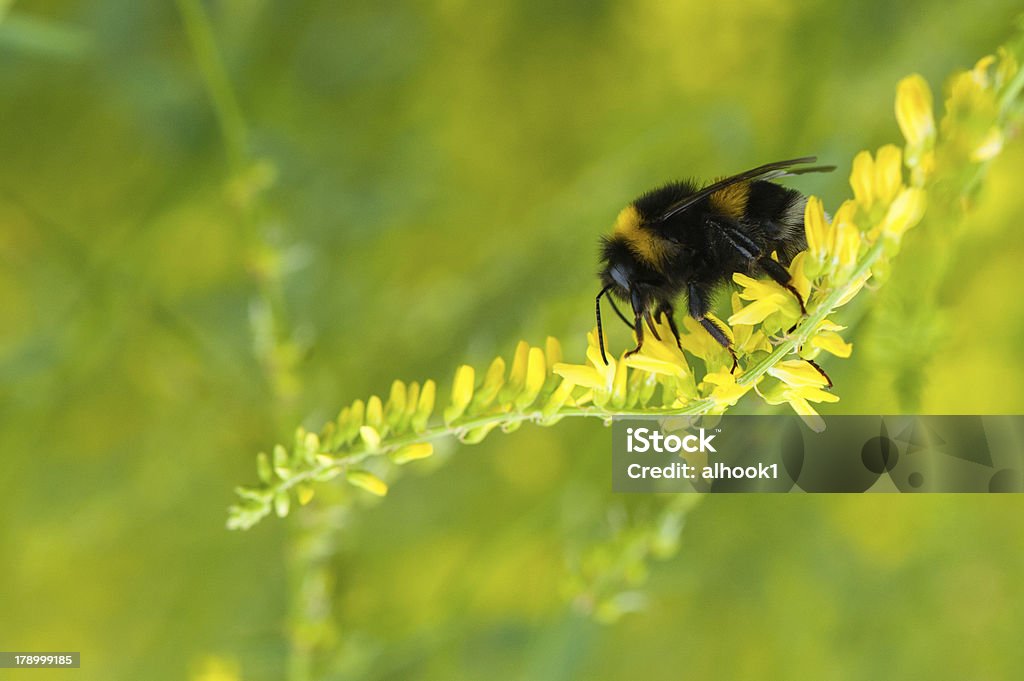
176 0 248 170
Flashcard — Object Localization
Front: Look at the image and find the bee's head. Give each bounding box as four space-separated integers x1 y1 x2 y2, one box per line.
595 233 663 365
599 234 656 306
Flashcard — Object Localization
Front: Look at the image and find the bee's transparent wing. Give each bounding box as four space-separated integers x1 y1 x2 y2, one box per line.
654 157 834 222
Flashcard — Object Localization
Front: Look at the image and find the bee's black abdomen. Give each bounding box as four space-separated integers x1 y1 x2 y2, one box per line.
746 180 807 264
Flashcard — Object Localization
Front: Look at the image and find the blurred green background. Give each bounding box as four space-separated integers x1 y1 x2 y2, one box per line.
3 0 1024 679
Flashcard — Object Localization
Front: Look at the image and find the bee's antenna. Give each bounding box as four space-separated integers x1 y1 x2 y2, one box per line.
596 284 614 365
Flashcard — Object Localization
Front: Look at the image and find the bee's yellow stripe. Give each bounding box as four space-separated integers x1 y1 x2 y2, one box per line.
709 181 750 220
613 205 666 266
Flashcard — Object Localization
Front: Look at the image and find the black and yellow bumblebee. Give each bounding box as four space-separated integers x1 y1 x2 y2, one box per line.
597 156 834 369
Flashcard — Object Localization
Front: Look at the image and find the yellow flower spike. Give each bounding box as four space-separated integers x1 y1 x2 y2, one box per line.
545 336 563 368
359 425 382 451
768 360 830 388
896 74 936 150
411 379 435 433
346 470 388 497
878 187 926 241
444 364 476 424
514 347 547 410
803 196 830 262
850 150 875 208
366 395 384 431
873 144 904 205
391 442 434 464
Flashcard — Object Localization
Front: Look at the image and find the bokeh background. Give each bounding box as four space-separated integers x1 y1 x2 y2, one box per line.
3 0 1024 679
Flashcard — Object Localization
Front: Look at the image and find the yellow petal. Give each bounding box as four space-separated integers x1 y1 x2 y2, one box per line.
874 144 903 205
768 360 829 388
412 380 436 432
366 395 384 430
971 126 1004 162
391 442 434 464
545 336 563 368
895 74 936 149
833 272 871 307
803 196 829 261
728 296 786 326
515 347 547 409
542 378 576 418
811 331 853 358
553 362 607 390
346 470 388 496
850 150 875 208
833 220 861 274
359 425 381 451
879 187 927 240
624 353 689 378
444 365 475 424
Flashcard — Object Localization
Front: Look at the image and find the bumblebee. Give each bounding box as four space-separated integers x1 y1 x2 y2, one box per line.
597 156 834 369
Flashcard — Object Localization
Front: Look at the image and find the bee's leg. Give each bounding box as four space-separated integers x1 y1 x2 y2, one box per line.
806 358 833 388
643 310 662 341
688 283 739 373
758 257 807 315
624 312 645 358
655 303 683 351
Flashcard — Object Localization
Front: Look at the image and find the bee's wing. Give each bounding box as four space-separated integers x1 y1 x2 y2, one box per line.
654 157 835 222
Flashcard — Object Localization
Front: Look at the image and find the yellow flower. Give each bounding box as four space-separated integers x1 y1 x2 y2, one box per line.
702 371 755 410
808 321 853 358
849 145 904 213
970 126 1004 162
873 144 903 205
729 272 801 326
895 74 936 150
850 150 875 208
553 328 617 394
803 196 830 264
767 359 830 388
444 364 476 424
763 360 839 428
623 315 692 379
729 293 772 355
876 187 926 242
678 314 732 368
